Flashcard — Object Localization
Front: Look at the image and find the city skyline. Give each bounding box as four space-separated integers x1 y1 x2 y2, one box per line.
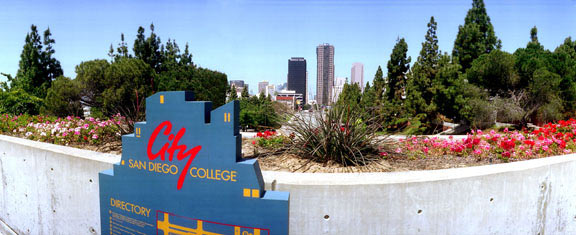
0 1 574 96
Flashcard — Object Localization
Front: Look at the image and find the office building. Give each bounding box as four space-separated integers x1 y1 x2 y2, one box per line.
332 77 347 102
288 57 307 104
316 43 335 106
351 63 364 92
258 81 269 95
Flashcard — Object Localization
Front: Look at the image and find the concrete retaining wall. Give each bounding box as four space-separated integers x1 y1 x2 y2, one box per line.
1 134 575 234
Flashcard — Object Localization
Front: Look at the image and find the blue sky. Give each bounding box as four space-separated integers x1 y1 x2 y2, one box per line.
0 0 575 95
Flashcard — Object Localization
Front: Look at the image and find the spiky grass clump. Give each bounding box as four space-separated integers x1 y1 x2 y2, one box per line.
287 106 388 166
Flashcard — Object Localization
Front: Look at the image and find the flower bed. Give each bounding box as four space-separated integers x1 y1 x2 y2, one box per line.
0 114 127 146
397 120 576 161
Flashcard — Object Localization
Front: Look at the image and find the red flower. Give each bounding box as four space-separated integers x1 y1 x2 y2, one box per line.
502 151 511 158
256 132 263 137
83 136 88 141
252 140 256 145
523 140 535 146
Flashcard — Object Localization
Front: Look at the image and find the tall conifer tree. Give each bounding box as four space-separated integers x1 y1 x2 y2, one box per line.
385 38 411 102
406 17 441 132
453 0 501 71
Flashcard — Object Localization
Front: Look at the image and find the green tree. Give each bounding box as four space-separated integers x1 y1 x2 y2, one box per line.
465 50 518 96
453 0 501 71
43 76 83 117
433 54 465 121
552 37 576 114
336 83 362 112
406 16 441 133
0 89 43 115
372 66 385 104
360 82 376 116
528 68 563 123
241 87 249 98
385 38 411 102
229 85 238 101
75 59 111 111
513 26 550 89
100 58 155 121
8 25 63 99
133 24 162 74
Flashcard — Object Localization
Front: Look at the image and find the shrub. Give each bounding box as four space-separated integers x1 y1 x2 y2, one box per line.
43 76 83 117
0 89 42 115
286 106 389 166
254 130 289 149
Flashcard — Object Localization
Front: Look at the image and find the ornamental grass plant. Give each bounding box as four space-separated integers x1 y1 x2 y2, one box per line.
286 106 390 166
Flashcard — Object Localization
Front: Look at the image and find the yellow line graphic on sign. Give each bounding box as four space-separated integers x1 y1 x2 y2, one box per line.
160 95 165 104
158 212 223 235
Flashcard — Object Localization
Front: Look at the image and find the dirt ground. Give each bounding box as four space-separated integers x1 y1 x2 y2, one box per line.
241 138 510 173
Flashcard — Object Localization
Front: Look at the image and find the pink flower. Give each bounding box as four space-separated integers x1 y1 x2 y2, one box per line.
379 152 388 157
473 149 482 155
92 134 98 139
395 148 402 153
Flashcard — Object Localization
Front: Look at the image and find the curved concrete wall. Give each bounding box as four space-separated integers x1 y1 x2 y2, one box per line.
0 134 575 234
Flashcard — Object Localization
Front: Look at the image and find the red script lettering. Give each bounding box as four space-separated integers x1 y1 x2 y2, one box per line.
147 120 202 190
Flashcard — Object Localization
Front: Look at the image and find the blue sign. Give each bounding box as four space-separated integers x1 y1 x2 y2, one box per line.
99 91 289 235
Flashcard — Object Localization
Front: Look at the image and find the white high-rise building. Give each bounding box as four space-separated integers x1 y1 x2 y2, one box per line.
258 81 269 95
351 63 364 92
332 77 347 103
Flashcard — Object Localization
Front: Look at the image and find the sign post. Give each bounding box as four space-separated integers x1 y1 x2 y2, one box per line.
99 91 289 235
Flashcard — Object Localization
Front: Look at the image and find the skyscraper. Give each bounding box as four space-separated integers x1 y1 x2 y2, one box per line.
316 43 335 105
258 81 269 95
287 57 307 104
332 77 347 102
351 62 364 92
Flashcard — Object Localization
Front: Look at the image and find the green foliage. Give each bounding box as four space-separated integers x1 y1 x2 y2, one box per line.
109 25 229 109
0 89 42 115
133 24 163 73
405 17 441 133
552 37 576 114
241 86 249 98
228 85 238 101
529 68 563 123
456 83 493 129
75 59 110 109
239 95 280 131
9 25 63 99
465 50 519 96
453 0 501 70
432 54 464 121
43 76 83 117
385 38 411 102
286 105 387 166
381 38 411 131
336 83 362 112
101 58 156 121
372 66 385 103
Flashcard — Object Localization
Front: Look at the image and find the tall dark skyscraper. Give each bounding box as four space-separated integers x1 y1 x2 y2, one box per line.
287 57 307 104
316 43 334 105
